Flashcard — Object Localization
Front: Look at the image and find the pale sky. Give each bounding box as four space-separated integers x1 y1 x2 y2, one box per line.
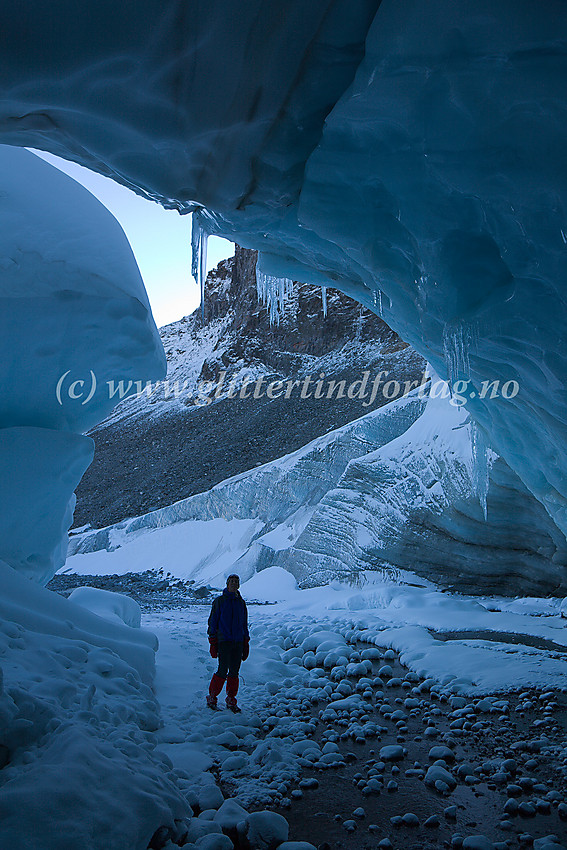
31 150 234 328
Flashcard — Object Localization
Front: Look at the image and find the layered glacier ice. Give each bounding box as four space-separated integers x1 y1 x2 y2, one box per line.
68 390 567 595
68 391 427 587
295 0 567 541
284 393 567 595
0 146 165 434
0 1 377 211
0 428 93 583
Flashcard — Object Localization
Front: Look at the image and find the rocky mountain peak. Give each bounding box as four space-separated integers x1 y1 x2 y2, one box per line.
74 247 425 529
197 245 407 385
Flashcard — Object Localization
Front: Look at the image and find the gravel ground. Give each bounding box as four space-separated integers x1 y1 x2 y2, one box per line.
47 570 215 609
276 651 567 850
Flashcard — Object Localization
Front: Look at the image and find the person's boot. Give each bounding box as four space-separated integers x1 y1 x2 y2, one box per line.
226 675 241 712
207 673 225 709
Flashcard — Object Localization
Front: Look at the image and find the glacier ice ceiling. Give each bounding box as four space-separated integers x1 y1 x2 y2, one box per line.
0 0 566 587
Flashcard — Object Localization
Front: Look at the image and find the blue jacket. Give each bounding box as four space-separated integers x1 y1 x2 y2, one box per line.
208 589 249 642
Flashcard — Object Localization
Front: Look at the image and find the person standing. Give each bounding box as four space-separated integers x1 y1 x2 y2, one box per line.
207 574 249 712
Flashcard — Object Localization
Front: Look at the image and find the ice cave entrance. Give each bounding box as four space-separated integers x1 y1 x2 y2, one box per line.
32 150 233 329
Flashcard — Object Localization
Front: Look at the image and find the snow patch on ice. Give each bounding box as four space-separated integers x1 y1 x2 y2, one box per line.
241 568 298 603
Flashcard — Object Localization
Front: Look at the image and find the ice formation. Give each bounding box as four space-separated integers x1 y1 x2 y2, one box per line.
1 5 566 846
68 391 427 574
191 212 209 325
0 427 93 584
0 146 165 579
0 1 565 588
255 269 294 327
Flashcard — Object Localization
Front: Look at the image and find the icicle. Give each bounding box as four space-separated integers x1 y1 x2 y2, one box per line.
255 268 293 326
470 420 490 520
199 231 208 324
442 324 472 385
191 213 209 324
321 286 328 318
371 288 385 316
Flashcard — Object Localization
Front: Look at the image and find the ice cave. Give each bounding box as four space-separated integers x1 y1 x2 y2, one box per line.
0 2 566 849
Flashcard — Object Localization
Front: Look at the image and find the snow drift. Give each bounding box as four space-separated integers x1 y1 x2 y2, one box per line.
0 560 188 849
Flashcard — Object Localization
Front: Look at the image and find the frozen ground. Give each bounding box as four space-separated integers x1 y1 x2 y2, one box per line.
147 571 567 849
38 566 567 849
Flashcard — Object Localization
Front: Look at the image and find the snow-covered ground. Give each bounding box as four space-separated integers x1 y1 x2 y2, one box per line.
4 552 566 849
149 572 567 847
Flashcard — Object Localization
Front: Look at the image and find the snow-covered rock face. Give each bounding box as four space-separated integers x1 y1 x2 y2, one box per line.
0 2 566 580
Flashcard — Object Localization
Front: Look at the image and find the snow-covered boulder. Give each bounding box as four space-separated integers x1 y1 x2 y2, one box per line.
241 568 298 603
68 586 142 629
244 811 289 850
213 799 249 831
